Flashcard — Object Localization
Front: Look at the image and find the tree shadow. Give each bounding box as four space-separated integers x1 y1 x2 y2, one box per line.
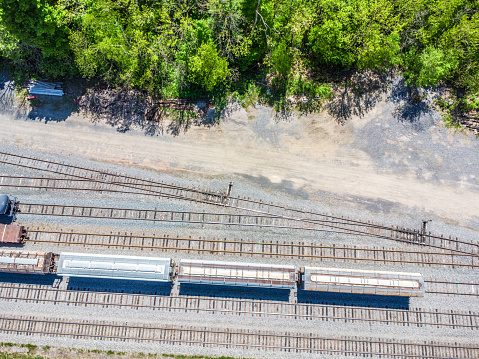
388 78 439 131
0 74 16 115
78 88 218 137
327 69 395 124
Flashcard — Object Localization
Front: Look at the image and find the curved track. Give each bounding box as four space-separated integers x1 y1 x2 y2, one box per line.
11 199 479 256
0 315 477 358
1 151 477 255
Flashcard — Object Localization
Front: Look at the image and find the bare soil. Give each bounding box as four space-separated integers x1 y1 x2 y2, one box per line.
0 76 478 231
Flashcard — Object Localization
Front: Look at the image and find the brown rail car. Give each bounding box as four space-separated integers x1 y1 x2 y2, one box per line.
0 250 54 274
0 224 26 244
301 266 425 297
177 259 297 289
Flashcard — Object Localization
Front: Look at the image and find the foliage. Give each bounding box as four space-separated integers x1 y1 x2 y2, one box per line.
0 0 478 111
0 0 73 77
237 81 261 108
403 46 459 87
270 41 291 78
188 43 229 91
288 75 332 99
400 0 479 90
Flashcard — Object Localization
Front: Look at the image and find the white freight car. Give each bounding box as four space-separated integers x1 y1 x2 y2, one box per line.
57 252 172 282
177 259 297 289
302 266 425 297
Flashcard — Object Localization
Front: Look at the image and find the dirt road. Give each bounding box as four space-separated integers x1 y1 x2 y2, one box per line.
1 91 478 228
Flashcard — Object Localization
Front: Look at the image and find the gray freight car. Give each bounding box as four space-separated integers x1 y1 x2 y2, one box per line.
0 224 26 244
56 252 172 282
301 266 425 297
0 194 16 217
178 259 297 289
0 250 54 274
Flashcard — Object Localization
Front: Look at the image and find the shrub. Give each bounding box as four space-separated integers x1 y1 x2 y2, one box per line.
188 43 229 91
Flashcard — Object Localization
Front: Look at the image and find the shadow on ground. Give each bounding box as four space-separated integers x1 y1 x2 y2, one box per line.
237 174 310 200
78 89 218 136
179 283 291 301
22 95 78 123
327 70 395 124
0 273 59 286
0 72 79 123
297 290 410 309
0 215 14 225
387 79 441 131
0 74 15 114
67 276 173 295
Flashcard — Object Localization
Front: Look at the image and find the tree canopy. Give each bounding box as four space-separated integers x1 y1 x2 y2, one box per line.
0 0 478 99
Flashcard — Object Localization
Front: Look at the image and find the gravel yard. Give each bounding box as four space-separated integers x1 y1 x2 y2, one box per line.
0 77 478 358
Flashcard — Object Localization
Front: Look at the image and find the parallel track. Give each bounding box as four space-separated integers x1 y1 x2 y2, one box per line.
13 201 479 256
1 315 478 357
0 283 477 329
27 230 479 269
12 229 479 296
425 280 479 296
16 202 321 232
0 175 410 240
1 151 477 254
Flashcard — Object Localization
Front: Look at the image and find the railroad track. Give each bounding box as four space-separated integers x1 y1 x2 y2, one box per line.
17 202 321 232
0 175 419 241
0 315 477 358
27 230 479 269
425 280 479 296
12 200 479 256
0 283 477 329
0 152 228 203
1 151 477 255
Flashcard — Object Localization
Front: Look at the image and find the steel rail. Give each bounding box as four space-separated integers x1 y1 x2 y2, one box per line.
425 280 479 296
1 151 475 254
15 202 356 233
0 175 427 244
0 283 477 329
14 201 478 256
0 315 477 357
0 152 461 234
26 230 479 268
0 152 225 198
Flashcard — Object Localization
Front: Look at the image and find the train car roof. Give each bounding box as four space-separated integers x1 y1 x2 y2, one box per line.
57 252 172 282
0 195 9 215
303 266 423 278
302 266 425 297
179 259 296 270
0 250 53 275
178 259 297 289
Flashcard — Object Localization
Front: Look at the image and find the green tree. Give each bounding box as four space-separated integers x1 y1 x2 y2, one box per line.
306 0 403 69
0 0 73 76
403 46 459 87
400 0 479 90
188 43 229 91
270 41 291 77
